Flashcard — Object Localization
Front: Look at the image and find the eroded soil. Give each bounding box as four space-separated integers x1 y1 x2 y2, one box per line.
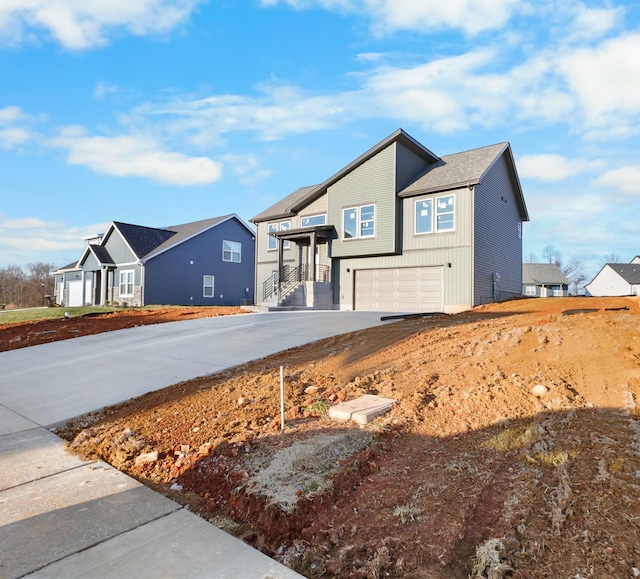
7 298 640 578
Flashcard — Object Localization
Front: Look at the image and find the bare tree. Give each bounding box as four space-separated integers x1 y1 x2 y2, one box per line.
542 245 562 267
524 252 538 263
0 262 55 308
600 252 621 265
562 257 587 295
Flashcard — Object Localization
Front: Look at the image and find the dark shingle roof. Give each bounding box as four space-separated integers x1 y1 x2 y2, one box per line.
522 263 569 285
399 142 508 196
112 215 243 261
89 244 114 265
605 263 640 284
112 222 177 259
251 186 319 223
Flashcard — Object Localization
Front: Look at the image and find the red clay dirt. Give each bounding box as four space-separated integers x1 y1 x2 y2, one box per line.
4 298 639 578
0 306 247 351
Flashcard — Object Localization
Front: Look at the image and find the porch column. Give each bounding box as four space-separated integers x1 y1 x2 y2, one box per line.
80 270 86 305
309 232 317 282
277 238 284 296
100 267 107 306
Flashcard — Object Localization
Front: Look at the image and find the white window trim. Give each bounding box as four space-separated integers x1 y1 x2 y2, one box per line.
203 275 214 298
343 204 376 240
435 194 455 232
414 198 434 235
267 221 291 251
222 240 241 263
414 194 456 235
301 213 327 228
525 285 536 296
119 270 134 297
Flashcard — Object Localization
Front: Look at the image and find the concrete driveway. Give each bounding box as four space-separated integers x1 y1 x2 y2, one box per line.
1 310 395 429
0 310 395 579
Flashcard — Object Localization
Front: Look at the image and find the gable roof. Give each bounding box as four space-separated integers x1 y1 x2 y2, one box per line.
603 263 640 284
399 142 507 195
74 214 253 268
251 129 440 223
522 263 569 285
251 129 528 223
399 142 528 221
112 222 177 259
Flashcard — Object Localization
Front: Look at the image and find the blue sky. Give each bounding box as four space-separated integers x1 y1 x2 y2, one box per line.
1 0 639 282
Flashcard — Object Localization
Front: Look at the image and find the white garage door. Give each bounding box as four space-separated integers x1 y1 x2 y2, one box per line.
67 281 83 306
66 279 92 306
355 266 444 312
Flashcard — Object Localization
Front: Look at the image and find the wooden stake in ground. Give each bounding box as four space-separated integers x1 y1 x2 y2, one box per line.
280 365 285 438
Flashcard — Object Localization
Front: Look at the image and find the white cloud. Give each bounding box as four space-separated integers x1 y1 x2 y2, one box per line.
48 126 223 185
261 0 520 34
0 0 203 50
0 106 33 149
223 153 272 186
595 166 640 198
558 33 640 133
518 154 598 182
138 83 349 143
0 215 108 268
567 5 622 41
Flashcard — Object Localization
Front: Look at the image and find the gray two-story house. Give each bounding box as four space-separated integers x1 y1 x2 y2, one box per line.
54 214 255 307
251 129 529 313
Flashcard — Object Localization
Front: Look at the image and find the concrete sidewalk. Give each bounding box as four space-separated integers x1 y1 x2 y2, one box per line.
0 311 395 578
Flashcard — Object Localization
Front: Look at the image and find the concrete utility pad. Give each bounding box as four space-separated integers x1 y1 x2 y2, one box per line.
329 394 397 425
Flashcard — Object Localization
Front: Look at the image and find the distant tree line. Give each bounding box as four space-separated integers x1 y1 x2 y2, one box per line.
0 262 56 309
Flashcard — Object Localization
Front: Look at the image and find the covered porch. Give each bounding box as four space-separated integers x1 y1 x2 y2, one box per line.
263 225 335 308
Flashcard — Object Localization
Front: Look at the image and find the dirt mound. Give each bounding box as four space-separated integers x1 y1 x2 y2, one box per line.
51 296 640 578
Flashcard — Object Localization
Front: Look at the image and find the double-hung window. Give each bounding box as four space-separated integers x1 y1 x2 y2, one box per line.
436 195 455 231
222 240 241 263
415 194 455 234
415 199 433 234
267 221 291 250
343 204 375 240
119 270 134 297
203 275 214 297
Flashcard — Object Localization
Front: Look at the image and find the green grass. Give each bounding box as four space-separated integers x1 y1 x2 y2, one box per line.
0 305 133 324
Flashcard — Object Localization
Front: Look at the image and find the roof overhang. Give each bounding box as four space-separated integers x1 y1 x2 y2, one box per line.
271 225 335 242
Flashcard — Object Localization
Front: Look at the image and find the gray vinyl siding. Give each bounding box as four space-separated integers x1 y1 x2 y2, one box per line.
396 143 431 191
329 144 397 258
299 194 328 221
144 217 255 306
398 187 474 310
83 252 100 270
254 219 296 302
473 154 523 304
103 230 137 264
334 247 472 312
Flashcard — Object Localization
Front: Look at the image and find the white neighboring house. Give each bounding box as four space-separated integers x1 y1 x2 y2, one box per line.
522 263 569 297
585 256 640 297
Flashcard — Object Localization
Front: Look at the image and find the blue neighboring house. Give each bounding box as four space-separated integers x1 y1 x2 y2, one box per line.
53 214 255 307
